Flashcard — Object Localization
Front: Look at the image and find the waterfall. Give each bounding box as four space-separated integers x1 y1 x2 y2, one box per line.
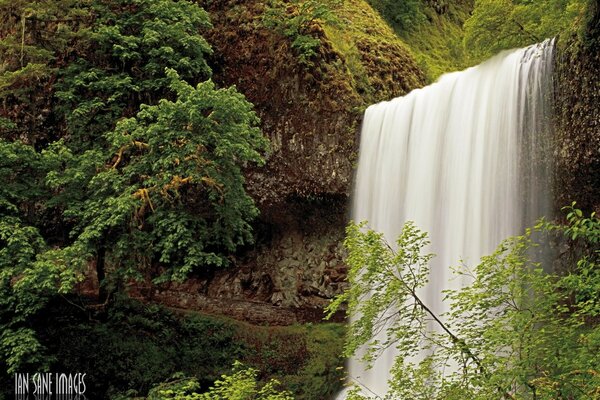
344 39 555 398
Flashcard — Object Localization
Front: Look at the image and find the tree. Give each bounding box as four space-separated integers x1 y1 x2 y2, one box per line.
6 0 267 301
55 0 213 148
48 69 268 296
327 205 600 399
0 141 85 374
463 0 589 62
0 0 269 375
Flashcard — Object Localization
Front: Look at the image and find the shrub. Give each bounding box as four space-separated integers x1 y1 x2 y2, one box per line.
327 205 600 399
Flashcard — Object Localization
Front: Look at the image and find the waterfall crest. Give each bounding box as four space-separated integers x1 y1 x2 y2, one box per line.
346 39 555 397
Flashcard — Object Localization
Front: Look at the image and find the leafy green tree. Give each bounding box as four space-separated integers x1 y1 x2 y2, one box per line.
48 69 267 295
55 0 213 148
0 0 265 301
327 205 600 399
0 0 268 375
463 0 589 61
147 362 294 400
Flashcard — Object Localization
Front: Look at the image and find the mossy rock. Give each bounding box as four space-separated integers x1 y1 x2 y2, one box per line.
202 0 426 206
553 1 600 214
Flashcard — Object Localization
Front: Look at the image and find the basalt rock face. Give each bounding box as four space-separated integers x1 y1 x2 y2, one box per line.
203 0 424 204
147 0 425 323
554 3 600 214
148 197 348 325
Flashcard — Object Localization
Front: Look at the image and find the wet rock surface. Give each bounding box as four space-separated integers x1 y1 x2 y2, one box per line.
554 7 600 214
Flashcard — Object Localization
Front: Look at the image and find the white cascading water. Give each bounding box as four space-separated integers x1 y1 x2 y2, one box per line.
343 39 555 398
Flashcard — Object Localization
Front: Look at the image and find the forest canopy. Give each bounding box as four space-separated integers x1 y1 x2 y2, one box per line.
463 0 590 61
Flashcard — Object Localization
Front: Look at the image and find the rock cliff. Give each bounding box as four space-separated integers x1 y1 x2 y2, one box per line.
147 0 600 324
554 1 600 214
146 0 426 321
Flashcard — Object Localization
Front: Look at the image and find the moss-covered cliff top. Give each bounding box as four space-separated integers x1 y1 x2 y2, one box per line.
202 0 427 205
323 0 425 101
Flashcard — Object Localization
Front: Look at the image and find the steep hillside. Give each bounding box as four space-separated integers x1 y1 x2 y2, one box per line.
366 0 474 81
204 0 424 204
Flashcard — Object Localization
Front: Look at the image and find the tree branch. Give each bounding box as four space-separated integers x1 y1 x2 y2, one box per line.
382 237 517 400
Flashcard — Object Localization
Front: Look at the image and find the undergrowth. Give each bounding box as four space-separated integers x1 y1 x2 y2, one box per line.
0 296 344 400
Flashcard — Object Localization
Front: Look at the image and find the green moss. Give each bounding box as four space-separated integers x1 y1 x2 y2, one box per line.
209 0 426 108
405 3 471 81
322 0 426 102
235 321 346 400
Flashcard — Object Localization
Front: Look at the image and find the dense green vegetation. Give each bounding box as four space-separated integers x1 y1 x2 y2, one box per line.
327 205 600 399
0 0 268 380
365 0 469 79
147 364 294 400
0 295 344 399
1 0 599 398
464 0 589 62
367 0 592 80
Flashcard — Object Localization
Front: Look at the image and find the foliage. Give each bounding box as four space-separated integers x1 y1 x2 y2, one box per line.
45 0 265 290
148 362 293 400
366 0 427 32
0 140 84 374
263 0 340 66
48 69 267 284
464 0 590 62
0 0 269 376
365 0 470 82
368 0 591 80
327 205 600 399
326 221 434 367
580 0 600 49
277 324 345 399
237 322 345 400
54 0 213 147
0 293 345 399
30 297 244 398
